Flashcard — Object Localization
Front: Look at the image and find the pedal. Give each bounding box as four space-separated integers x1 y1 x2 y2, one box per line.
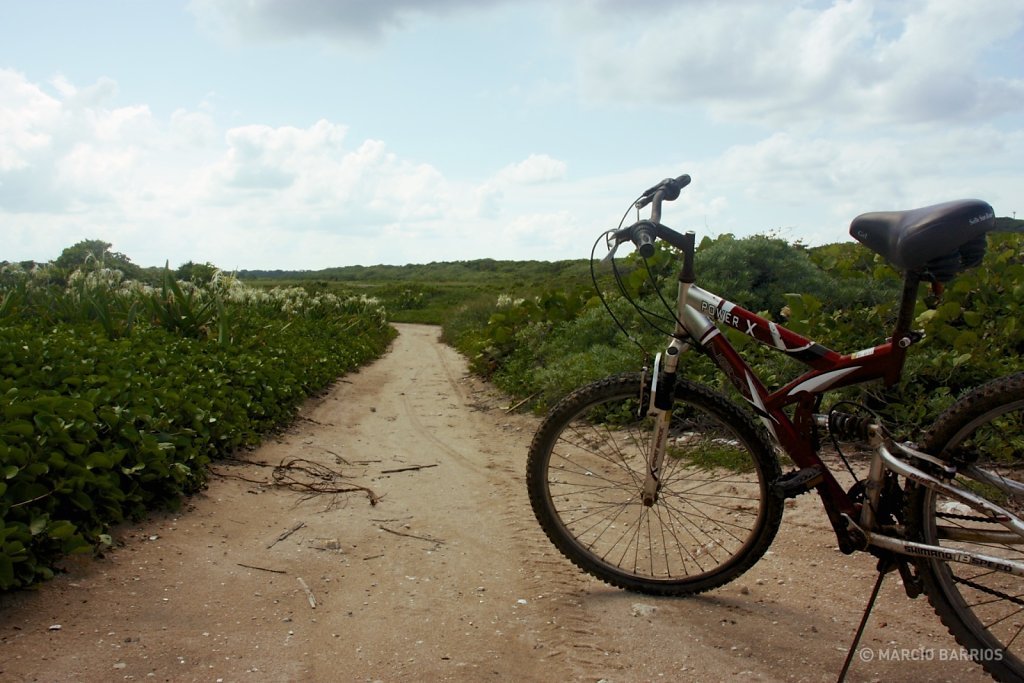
897 560 924 599
771 466 825 499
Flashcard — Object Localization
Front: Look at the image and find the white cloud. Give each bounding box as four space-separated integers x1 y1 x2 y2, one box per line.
0 69 179 213
203 121 453 236
51 74 119 109
566 0 1024 127
170 108 219 147
469 153 567 220
0 70 462 266
496 153 567 185
187 0 1024 129
472 183 503 220
666 125 1024 246
502 210 578 252
0 69 61 172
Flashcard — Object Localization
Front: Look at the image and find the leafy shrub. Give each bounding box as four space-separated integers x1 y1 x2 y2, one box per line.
444 230 1024 437
695 234 832 316
439 292 503 360
446 288 590 379
0 268 395 590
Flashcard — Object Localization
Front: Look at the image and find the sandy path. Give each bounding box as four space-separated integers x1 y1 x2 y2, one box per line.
0 324 996 682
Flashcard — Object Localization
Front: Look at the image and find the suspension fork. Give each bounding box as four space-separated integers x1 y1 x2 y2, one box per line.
641 283 696 506
641 339 690 505
642 240 697 506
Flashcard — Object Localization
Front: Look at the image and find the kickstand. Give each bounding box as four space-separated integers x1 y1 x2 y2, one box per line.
837 560 894 683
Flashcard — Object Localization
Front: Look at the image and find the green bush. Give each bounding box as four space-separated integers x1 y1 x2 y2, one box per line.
0 266 395 590
443 230 1024 435
685 233 902 319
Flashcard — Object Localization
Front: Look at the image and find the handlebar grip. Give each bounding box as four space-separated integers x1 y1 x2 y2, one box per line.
661 174 691 201
635 173 691 209
634 223 656 258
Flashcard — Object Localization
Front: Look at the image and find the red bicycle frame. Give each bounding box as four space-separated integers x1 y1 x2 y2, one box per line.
670 274 923 549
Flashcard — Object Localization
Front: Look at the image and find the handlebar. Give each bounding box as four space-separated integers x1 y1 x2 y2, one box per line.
608 173 696 282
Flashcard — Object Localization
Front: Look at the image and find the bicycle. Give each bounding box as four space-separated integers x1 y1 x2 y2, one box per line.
525 174 1024 681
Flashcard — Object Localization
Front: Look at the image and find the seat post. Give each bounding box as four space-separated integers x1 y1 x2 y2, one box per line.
892 271 922 341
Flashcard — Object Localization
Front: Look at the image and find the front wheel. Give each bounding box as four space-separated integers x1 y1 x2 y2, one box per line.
526 372 783 595
908 372 1024 682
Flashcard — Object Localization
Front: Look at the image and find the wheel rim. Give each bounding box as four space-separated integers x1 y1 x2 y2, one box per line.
542 393 769 584
923 400 1024 660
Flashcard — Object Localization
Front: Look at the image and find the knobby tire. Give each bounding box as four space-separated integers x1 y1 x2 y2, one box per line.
909 372 1024 682
527 373 783 596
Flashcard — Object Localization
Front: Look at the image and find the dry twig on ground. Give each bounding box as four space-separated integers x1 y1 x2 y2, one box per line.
211 457 380 505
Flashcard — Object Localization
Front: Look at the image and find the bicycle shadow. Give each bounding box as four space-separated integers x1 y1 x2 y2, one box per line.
570 581 989 682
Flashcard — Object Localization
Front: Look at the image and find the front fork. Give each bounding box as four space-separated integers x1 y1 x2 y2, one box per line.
641 338 689 506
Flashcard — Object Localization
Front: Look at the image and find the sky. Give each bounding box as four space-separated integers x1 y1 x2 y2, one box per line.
1 0 1022 271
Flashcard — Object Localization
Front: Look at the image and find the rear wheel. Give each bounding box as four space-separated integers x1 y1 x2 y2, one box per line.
908 372 1024 682
526 373 783 595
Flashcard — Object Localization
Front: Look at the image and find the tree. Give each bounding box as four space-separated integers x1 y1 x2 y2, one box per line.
176 261 219 285
54 239 141 280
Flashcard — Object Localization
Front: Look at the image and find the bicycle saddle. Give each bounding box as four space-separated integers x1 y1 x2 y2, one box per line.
849 199 994 277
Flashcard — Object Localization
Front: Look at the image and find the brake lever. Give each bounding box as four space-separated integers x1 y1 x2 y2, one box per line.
602 233 622 263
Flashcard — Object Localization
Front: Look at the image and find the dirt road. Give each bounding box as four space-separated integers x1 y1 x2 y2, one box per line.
0 324 996 682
